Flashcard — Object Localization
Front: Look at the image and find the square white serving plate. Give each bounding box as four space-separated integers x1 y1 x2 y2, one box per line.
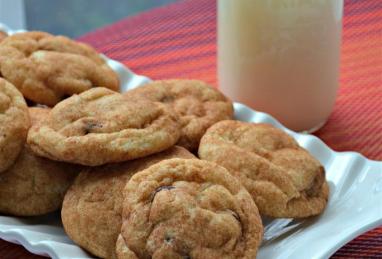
0 26 381 259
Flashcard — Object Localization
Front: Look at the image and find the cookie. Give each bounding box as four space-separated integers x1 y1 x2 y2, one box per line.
0 107 79 216
124 79 234 151
0 78 30 173
27 87 181 166
62 146 195 259
0 31 119 106
116 158 263 259
198 120 329 218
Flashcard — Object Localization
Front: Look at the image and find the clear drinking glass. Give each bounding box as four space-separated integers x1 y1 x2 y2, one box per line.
218 0 343 132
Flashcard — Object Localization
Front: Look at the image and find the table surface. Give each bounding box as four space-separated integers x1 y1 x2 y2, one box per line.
1 0 381 258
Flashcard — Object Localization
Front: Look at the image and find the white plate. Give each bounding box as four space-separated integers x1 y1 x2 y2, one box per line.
0 26 381 259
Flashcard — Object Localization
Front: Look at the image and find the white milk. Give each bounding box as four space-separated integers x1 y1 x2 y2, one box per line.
218 0 343 132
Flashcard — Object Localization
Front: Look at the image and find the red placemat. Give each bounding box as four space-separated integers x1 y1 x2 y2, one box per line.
1 0 381 258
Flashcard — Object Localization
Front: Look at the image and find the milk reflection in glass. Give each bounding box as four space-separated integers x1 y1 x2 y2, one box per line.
218 0 343 132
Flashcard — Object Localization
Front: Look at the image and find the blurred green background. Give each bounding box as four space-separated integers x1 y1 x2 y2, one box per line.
25 0 179 37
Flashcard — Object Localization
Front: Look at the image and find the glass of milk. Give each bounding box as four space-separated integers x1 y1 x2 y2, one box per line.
218 0 343 132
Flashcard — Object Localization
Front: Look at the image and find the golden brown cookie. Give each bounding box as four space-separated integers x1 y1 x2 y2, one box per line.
27 87 181 166
62 146 195 259
0 31 119 106
28 105 50 124
0 78 30 173
198 120 329 218
116 158 263 259
0 107 79 216
124 79 234 151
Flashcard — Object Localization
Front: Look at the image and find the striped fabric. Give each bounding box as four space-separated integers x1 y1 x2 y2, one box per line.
1 0 380 258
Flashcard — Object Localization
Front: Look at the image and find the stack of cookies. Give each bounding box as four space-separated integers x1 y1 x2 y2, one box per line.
0 31 329 259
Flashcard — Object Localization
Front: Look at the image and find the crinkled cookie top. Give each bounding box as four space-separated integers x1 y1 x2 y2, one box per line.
27 87 181 166
62 146 194 259
0 107 79 216
0 78 30 173
199 120 329 218
0 31 119 106
116 158 263 259
124 79 233 151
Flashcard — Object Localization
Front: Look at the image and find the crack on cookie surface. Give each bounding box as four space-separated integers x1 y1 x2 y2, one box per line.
150 185 176 202
124 79 233 151
117 159 262 259
0 32 119 106
61 146 195 259
0 79 30 173
198 120 329 218
27 87 181 165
